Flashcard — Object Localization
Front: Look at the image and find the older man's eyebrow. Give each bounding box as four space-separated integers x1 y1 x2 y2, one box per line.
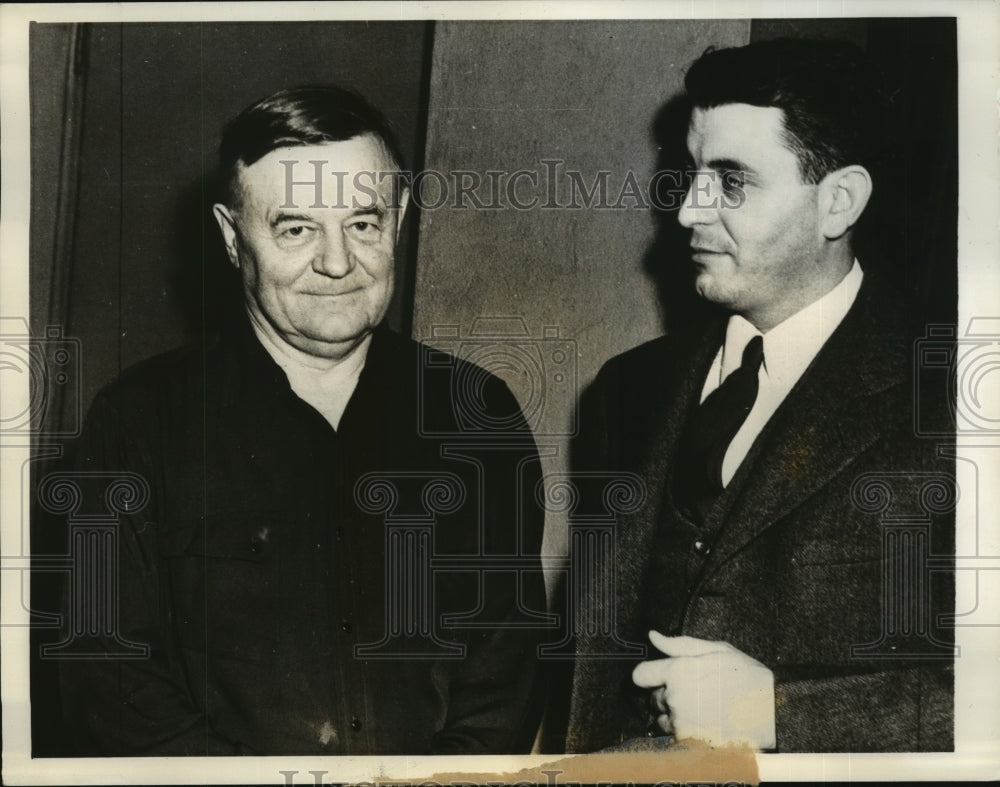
348 204 387 219
269 211 314 228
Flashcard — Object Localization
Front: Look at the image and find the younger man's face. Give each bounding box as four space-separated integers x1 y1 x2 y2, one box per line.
678 103 826 331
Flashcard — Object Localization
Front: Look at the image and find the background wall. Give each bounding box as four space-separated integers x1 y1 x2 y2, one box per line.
411 19 750 569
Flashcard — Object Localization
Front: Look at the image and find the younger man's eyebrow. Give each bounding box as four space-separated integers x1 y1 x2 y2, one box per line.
705 157 755 176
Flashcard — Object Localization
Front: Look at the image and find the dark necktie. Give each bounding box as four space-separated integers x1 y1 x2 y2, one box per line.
673 334 764 520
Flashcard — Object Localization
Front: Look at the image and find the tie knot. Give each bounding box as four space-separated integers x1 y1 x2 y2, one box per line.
741 334 764 372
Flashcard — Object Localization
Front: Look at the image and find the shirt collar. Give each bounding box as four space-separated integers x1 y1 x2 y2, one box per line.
220 310 389 413
721 259 864 387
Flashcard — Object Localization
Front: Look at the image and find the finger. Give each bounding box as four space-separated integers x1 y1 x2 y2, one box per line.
649 685 669 714
648 631 730 658
632 657 673 688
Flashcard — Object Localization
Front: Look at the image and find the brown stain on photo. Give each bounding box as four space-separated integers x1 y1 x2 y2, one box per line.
420 742 759 785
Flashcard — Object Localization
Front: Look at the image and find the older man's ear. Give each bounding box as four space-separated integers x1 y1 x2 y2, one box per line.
212 203 242 269
394 187 411 244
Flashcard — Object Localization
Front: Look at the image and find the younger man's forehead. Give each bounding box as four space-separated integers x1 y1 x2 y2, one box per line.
686 104 791 163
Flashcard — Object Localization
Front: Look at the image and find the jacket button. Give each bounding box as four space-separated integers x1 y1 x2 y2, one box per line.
350 717 363 731
692 539 711 556
340 620 353 633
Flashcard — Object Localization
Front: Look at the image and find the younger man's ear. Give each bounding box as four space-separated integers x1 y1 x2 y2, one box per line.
212 204 241 268
820 165 873 240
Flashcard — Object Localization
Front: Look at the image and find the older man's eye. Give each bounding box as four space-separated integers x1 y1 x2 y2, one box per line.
274 224 317 248
347 219 382 239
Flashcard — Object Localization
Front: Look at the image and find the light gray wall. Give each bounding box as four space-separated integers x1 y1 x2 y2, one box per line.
413 20 750 585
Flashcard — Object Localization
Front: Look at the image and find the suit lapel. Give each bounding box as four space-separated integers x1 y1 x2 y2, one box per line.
613 322 725 634
700 278 910 573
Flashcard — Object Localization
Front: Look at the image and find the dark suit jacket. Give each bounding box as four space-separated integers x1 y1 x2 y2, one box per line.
57 320 546 755
564 274 954 753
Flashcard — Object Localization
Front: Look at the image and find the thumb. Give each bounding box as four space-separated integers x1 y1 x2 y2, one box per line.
648 630 730 658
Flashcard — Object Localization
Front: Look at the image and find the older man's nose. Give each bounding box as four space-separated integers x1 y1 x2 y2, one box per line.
312 232 353 277
677 173 719 228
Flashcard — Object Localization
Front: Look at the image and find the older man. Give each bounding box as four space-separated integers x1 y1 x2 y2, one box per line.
566 39 954 753
58 86 546 755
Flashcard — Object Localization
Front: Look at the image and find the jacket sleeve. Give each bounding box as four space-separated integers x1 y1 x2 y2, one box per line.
430 378 547 754
773 664 953 751
768 425 956 753
57 392 245 755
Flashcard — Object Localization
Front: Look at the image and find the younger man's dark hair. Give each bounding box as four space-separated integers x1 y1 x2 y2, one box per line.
684 38 888 183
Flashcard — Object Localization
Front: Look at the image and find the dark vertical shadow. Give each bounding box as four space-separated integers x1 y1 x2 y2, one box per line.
168 172 242 343
394 19 437 338
642 93 724 337
862 18 957 328
30 452 73 756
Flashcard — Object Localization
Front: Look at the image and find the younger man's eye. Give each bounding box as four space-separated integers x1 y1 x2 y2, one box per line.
721 170 745 192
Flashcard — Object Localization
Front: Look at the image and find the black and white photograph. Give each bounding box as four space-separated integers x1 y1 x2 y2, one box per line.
1 1 998 784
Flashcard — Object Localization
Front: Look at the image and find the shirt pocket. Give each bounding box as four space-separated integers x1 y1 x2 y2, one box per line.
160 513 282 663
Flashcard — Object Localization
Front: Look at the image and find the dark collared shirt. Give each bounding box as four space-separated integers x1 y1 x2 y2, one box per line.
58 318 546 755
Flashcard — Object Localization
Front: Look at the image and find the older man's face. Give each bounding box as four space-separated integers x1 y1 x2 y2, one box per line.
678 104 826 331
215 135 407 360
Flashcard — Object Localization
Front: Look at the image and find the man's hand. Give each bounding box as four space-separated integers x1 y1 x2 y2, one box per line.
632 631 776 749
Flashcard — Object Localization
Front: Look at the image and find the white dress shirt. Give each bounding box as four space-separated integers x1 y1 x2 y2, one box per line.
700 260 864 486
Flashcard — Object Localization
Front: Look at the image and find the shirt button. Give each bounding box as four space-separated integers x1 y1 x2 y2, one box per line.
350 717 363 731
335 527 345 541
340 620 353 633
692 539 711 556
